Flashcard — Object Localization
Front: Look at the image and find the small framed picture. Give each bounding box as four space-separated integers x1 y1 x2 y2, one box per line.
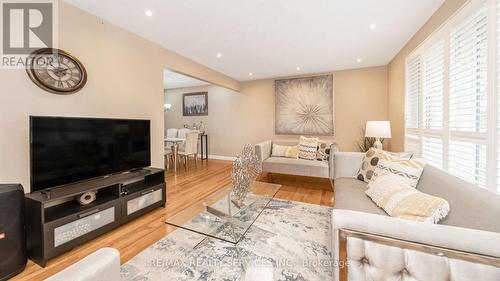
183 92 208 116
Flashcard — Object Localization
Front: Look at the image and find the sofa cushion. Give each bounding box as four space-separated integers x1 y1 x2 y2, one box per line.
316 140 332 161
298 136 319 160
417 166 500 233
372 158 426 188
366 173 449 223
333 178 386 216
271 144 298 158
356 148 413 183
262 157 329 178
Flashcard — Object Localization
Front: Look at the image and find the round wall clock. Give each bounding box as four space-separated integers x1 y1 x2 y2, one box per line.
26 48 87 95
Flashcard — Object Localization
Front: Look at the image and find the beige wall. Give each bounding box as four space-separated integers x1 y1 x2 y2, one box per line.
0 0 397 191
165 66 388 157
387 0 467 151
0 2 239 192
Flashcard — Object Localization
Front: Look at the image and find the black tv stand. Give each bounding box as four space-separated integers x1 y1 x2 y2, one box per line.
127 167 145 173
24 167 166 267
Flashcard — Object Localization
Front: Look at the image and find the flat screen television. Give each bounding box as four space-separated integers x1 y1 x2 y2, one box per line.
30 116 151 193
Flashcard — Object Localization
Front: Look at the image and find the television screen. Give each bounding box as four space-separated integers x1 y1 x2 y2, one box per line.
30 116 151 192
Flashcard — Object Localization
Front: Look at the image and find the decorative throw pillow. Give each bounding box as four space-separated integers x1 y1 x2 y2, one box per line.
316 140 333 161
356 148 413 183
366 173 450 223
272 144 299 158
298 136 319 160
371 158 426 188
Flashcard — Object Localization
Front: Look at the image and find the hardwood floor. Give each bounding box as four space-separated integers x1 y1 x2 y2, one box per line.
13 160 334 281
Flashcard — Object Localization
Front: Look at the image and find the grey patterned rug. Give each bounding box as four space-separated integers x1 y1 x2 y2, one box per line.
120 199 333 281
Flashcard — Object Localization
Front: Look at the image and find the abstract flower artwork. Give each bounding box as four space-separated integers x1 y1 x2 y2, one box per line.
275 75 334 135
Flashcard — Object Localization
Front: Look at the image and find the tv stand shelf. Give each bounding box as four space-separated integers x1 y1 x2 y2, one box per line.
25 167 166 267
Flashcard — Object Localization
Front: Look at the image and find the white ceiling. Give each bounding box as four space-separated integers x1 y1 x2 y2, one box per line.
66 0 444 81
163 69 209 90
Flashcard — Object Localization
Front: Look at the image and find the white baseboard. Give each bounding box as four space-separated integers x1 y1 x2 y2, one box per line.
206 155 236 161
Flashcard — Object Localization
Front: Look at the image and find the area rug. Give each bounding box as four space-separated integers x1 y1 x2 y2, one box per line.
120 199 333 281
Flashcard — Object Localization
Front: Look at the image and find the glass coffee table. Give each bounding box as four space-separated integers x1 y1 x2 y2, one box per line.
166 181 281 244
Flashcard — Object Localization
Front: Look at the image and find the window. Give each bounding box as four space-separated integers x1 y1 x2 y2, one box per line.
497 0 500 192
405 0 498 193
405 134 421 158
423 40 444 130
422 136 443 169
449 8 488 133
405 57 421 129
448 140 487 186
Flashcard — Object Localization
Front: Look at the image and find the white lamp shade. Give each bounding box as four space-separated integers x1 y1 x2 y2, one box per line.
365 121 391 138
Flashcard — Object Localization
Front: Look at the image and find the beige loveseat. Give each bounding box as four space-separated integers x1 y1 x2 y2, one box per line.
331 151 500 281
255 139 339 183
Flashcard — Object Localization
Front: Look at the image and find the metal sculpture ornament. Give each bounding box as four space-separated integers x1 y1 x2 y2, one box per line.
230 144 262 208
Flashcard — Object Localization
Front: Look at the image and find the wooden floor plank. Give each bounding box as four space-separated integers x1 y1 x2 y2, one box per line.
13 160 333 280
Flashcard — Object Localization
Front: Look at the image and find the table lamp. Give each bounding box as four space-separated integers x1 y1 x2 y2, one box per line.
365 121 391 150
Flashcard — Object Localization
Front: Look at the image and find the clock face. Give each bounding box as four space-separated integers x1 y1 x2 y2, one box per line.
26 48 87 94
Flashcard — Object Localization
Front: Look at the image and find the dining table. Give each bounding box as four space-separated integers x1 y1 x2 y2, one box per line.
165 137 185 172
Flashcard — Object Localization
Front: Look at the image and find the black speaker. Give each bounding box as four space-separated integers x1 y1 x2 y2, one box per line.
0 184 26 281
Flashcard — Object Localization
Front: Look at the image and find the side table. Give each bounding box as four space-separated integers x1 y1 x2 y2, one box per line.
200 134 208 160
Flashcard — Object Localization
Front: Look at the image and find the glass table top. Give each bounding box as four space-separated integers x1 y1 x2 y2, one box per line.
165 181 281 244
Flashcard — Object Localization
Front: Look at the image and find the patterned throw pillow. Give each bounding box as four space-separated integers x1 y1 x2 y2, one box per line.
366 173 449 223
298 136 319 160
371 158 426 188
356 148 413 183
316 140 333 161
272 144 299 158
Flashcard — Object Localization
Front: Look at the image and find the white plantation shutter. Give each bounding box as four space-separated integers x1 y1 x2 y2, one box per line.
423 40 444 130
447 7 488 189
405 134 421 157
405 0 498 193
449 140 487 187
449 8 488 133
497 0 500 193
406 57 421 129
422 136 443 169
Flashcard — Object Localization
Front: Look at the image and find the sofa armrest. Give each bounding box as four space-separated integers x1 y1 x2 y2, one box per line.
255 140 272 163
333 152 364 179
45 248 120 281
332 209 500 281
328 143 340 179
332 209 500 257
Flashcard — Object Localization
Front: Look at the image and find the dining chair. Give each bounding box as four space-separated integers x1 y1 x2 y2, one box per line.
177 128 191 151
165 128 178 148
178 131 199 171
166 128 178 138
177 128 191 139
164 143 173 170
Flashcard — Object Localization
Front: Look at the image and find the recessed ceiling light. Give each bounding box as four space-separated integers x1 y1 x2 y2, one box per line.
216 53 222 58
249 72 253 76
370 23 376 29
296 66 301 71
356 58 362 63
145 10 153 17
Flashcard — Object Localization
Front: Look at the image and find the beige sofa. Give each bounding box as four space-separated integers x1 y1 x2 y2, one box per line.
331 151 500 281
255 140 339 183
